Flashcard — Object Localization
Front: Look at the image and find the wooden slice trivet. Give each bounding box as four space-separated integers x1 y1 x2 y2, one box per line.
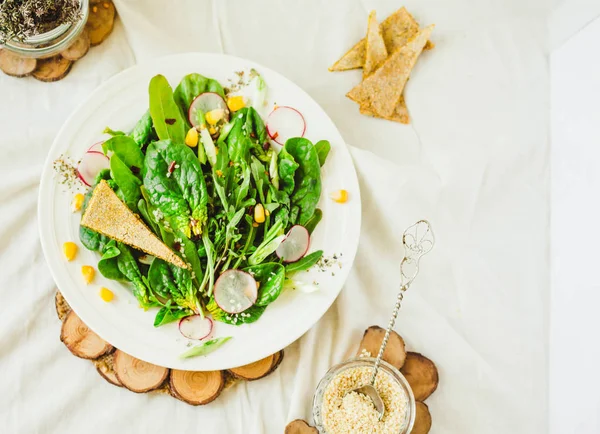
86 1 116 46
285 419 318 434
113 349 169 393
61 30 90 61
32 56 73 82
54 290 284 405
0 0 116 80
60 310 113 359
357 325 407 369
0 49 37 77
170 369 225 405
287 325 440 434
228 353 276 380
412 401 433 434
400 352 439 402
93 351 122 387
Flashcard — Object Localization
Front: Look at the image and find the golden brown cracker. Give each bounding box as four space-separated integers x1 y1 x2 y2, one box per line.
329 7 432 71
347 25 434 117
363 11 388 78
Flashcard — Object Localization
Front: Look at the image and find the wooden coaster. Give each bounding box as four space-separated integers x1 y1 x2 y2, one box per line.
0 0 116 81
55 290 284 405
286 325 440 434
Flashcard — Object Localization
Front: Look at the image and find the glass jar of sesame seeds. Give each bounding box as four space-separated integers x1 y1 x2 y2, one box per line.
313 358 416 434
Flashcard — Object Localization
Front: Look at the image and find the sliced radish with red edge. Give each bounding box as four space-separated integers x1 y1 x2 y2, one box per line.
77 151 109 187
87 141 104 153
276 225 310 263
266 106 306 145
213 269 257 314
179 315 213 340
188 92 229 128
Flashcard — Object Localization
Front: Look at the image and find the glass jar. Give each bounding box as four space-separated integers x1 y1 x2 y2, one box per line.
312 357 416 434
1 0 89 58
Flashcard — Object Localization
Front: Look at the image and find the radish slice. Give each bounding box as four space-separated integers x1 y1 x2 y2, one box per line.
179 315 213 340
188 92 229 128
266 106 306 145
214 270 257 314
77 151 109 187
87 141 104 153
276 225 310 263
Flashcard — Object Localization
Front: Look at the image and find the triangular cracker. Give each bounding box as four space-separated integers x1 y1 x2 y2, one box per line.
329 7 433 72
364 11 388 78
360 95 410 124
81 180 188 269
347 25 434 117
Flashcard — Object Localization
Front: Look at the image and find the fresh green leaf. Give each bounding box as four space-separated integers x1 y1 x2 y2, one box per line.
149 74 187 143
179 337 232 359
154 306 191 327
206 298 266 325
110 154 142 211
315 140 331 166
303 208 322 235
245 262 285 306
103 127 125 137
103 135 145 172
284 137 322 225
173 73 225 126
130 110 153 147
278 147 299 195
285 250 323 274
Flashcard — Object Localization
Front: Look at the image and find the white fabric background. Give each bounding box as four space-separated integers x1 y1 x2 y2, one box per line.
550 6 600 434
0 1 549 433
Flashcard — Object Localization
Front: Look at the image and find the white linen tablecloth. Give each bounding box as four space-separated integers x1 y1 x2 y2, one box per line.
0 1 549 433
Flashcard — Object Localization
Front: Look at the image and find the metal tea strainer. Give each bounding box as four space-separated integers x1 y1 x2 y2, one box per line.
349 220 435 419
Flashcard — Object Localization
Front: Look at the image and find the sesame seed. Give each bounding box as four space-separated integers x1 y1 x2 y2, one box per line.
321 366 408 434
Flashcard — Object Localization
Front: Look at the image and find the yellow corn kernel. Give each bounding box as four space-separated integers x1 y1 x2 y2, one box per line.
99 287 114 302
254 204 265 223
63 242 78 261
71 193 85 212
205 109 224 125
185 127 199 147
81 265 95 284
252 222 259 228
215 169 223 177
330 189 348 203
265 209 270 217
227 96 245 112
208 127 217 135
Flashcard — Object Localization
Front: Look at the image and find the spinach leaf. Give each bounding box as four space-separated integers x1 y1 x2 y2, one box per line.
206 298 266 325
149 74 187 143
154 306 191 327
285 250 323 274
250 156 270 204
148 258 178 300
110 154 142 211
97 240 125 280
180 337 232 359
245 262 285 306
130 110 153 147
284 137 322 225
161 227 203 287
103 135 144 173
303 208 322 234
143 140 208 237
173 73 225 124
315 140 331 166
278 147 299 195
116 242 152 308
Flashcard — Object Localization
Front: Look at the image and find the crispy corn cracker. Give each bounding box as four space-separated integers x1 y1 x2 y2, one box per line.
364 11 388 78
329 7 433 72
360 95 410 124
347 25 434 117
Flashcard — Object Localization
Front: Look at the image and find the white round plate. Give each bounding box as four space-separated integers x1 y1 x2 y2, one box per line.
39 53 361 370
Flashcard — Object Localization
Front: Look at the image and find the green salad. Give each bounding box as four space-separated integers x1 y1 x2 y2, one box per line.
77 71 331 356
